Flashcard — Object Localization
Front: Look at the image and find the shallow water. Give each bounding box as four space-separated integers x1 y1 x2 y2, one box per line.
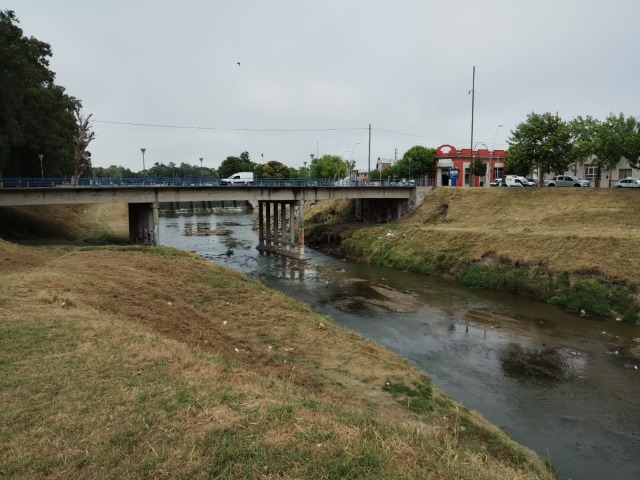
160 211 640 480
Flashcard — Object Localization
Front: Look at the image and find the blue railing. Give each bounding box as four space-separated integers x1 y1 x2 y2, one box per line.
0 177 432 189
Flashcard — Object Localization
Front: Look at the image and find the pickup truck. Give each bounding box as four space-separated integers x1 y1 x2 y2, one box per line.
543 175 590 187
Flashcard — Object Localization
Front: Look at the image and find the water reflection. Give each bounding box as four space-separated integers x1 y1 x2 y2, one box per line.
159 211 640 480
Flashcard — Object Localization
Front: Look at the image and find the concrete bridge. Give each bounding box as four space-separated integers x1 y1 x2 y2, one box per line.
0 185 427 259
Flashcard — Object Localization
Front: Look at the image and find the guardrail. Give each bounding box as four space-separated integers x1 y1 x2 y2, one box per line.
0 177 433 188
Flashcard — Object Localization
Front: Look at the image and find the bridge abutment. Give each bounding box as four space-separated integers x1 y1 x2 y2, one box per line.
128 202 159 245
257 200 306 259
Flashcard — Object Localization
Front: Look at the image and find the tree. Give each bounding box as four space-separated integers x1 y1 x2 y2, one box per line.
506 112 573 186
218 152 255 178
254 161 290 178
400 146 436 178
0 10 78 178
571 114 640 187
470 157 487 178
309 155 347 179
71 108 95 185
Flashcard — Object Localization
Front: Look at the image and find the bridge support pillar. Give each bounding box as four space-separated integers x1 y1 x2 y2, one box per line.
257 200 307 259
128 202 159 245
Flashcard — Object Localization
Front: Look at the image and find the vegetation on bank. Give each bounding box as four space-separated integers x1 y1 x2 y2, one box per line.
0 204 555 479
306 188 640 322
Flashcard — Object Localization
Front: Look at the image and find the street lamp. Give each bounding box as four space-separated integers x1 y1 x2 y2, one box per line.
349 142 361 183
474 142 489 187
38 154 44 180
303 161 307 178
140 148 146 185
199 157 203 184
490 125 503 183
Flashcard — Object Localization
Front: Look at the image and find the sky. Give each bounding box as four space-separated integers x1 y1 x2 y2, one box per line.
7 0 640 173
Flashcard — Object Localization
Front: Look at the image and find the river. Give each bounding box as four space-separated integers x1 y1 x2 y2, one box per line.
160 210 640 480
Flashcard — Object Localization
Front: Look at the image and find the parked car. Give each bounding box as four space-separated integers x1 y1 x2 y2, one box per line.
544 175 591 187
514 176 535 187
489 178 504 187
614 177 640 188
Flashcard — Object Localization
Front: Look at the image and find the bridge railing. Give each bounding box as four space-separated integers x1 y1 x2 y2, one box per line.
0 176 432 188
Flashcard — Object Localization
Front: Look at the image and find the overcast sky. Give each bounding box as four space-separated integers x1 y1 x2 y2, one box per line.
8 0 640 173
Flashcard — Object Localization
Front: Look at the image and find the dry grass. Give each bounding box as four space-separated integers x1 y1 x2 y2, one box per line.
0 203 554 479
342 187 640 286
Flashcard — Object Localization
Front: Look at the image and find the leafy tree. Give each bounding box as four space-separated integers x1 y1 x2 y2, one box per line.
254 160 290 178
0 10 79 178
506 112 573 186
400 146 436 178
571 114 640 187
309 155 347 179
470 157 487 178
218 152 255 178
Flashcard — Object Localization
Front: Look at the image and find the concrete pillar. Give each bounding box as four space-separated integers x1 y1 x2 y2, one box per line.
289 202 295 251
258 201 264 247
152 201 159 245
273 202 279 248
280 202 286 250
265 202 272 247
298 200 305 258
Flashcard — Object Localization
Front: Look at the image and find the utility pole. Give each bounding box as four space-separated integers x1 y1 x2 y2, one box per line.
470 66 475 187
368 123 371 181
394 148 398 161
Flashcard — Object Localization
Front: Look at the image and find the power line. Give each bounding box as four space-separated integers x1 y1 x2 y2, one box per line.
93 120 367 133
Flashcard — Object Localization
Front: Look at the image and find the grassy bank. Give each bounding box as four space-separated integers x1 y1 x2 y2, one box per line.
307 188 640 322
0 205 554 479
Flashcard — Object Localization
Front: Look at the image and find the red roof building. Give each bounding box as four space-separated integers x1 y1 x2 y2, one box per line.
434 144 508 187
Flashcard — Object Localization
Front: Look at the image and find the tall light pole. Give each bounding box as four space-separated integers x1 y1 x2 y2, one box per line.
492 124 503 152
140 148 146 185
38 154 44 180
474 142 488 186
199 157 203 184
490 125 503 184
469 66 475 187
349 142 361 183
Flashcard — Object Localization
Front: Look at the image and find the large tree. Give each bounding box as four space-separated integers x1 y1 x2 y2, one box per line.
218 151 256 178
0 10 79 178
506 112 573 185
309 155 347 179
254 160 290 178
571 114 640 187
382 146 435 181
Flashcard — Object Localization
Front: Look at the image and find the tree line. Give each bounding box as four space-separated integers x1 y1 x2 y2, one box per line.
506 112 640 186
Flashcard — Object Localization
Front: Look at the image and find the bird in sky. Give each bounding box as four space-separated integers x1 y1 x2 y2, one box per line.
237 62 241 66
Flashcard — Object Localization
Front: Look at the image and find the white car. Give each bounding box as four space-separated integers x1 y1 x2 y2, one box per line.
614 177 640 188
544 175 591 187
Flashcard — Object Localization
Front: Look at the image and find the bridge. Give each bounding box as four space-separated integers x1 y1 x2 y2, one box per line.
0 182 426 259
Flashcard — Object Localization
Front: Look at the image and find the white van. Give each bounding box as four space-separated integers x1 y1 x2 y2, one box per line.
502 175 523 187
219 172 254 186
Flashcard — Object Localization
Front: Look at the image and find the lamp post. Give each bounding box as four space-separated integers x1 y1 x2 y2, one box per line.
349 142 361 184
140 148 146 185
490 125 503 184
474 142 489 187
199 157 203 185
303 161 307 178
38 154 44 180
469 66 475 187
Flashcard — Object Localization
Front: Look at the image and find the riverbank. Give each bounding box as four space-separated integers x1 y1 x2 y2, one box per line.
0 205 555 479
306 188 640 323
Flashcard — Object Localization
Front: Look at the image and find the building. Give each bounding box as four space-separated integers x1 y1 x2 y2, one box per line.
571 158 640 188
434 145 508 187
